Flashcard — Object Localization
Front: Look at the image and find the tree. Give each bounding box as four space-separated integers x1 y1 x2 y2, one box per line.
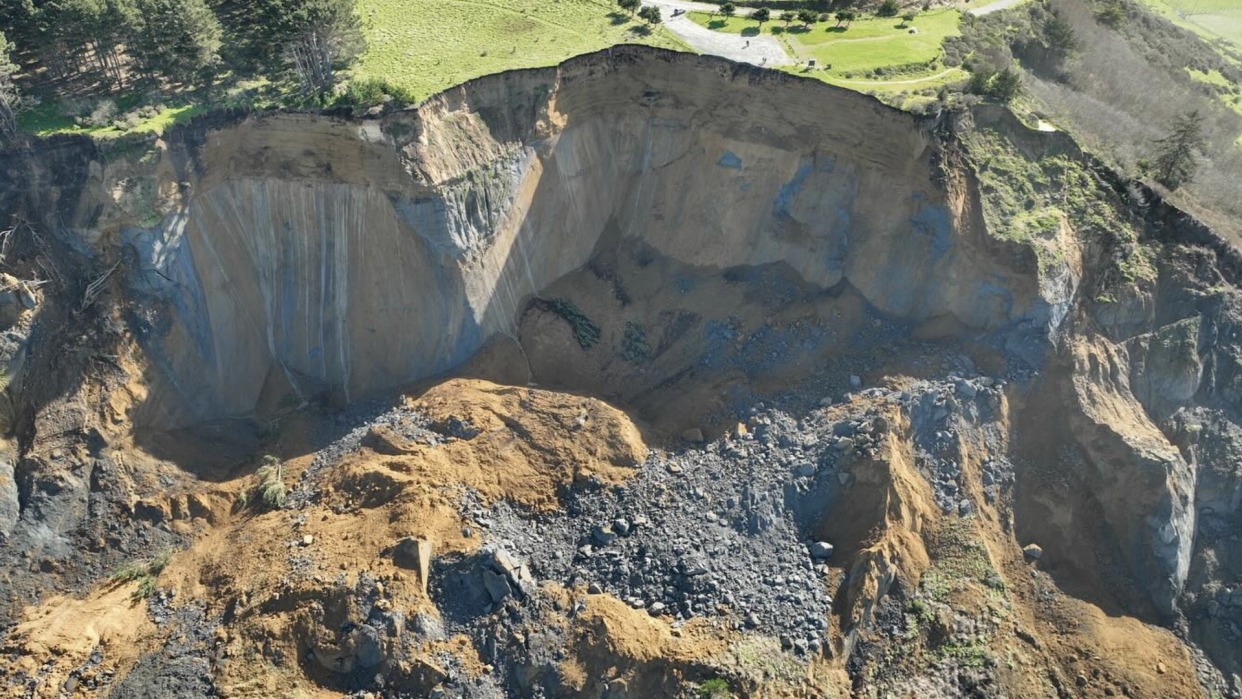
129 0 223 84
990 67 1022 101
968 65 1021 102
901 12 916 26
0 32 20 143
618 0 640 14
1152 111 1205 190
718 2 736 18
751 7 770 27
254 0 365 97
780 10 795 26
1043 14 1077 59
877 0 900 18
968 67 993 96
59 0 141 89
638 5 662 25
1094 0 1126 27
835 11 856 27
796 9 817 27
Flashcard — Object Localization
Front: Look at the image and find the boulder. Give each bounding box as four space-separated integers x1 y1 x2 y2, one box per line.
809 541 834 560
1023 543 1043 560
0 457 18 537
392 537 433 593
592 525 617 546
483 570 512 603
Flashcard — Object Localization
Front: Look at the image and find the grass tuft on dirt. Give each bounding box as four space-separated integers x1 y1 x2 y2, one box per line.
109 549 173 602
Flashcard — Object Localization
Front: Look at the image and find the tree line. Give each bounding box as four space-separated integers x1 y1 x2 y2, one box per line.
0 0 363 125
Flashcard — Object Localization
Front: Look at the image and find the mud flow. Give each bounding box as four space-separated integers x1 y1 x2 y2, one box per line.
0 48 1240 699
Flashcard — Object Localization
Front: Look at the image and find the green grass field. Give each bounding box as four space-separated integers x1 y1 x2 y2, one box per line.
1135 0 1242 47
687 9 960 78
20 0 688 137
355 0 688 102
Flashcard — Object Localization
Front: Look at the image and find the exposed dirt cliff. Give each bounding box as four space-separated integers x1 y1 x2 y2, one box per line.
0 46 1239 699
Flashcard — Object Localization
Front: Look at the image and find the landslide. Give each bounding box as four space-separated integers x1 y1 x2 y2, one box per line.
0 46 1238 699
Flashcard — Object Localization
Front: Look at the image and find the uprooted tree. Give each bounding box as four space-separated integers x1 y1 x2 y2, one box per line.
239 454 287 511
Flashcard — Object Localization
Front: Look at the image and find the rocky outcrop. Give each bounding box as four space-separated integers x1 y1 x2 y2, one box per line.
1064 337 1196 614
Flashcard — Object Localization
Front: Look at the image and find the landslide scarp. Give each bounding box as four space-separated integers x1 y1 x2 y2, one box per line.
0 46 1238 699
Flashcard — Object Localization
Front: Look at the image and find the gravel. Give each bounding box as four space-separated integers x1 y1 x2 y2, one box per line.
426 374 1007 664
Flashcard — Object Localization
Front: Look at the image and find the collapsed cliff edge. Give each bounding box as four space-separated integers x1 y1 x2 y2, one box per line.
0 46 1239 699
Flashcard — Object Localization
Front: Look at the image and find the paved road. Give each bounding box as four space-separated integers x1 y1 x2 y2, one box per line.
643 0 794 66
647 0 750 15
968 0 1028 16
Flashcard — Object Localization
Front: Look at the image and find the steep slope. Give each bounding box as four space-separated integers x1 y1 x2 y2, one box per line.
0 46 1238 699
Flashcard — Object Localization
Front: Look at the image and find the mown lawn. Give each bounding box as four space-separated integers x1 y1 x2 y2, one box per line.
687 9 960 78
355 0 689 102
783 11 960 77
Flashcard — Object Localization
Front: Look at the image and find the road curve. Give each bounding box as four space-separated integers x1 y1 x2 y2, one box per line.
642 0 794 66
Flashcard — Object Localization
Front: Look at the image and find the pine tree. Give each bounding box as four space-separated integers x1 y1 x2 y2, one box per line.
129 0 223 84
1153 111 1205 190
1043 14 1077 60
990 67 1022 102
251 0 365 97
0 32 21 143
57 0 138 89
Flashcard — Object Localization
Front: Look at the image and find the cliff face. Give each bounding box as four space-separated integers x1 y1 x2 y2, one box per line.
4 49 1043 430
0 46 1240 699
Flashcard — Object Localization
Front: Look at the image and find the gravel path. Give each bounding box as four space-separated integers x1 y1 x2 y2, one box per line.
828 67 962 87
644 0 793 66
968 0 1029 16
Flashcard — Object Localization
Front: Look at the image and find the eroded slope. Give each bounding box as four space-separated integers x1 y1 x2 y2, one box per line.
0 46 1238 699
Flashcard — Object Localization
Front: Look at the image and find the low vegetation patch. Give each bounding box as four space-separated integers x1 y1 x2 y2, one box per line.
17 93 209 139
543 298 601 350
110 549 173 602
621 321 652 363
965 126 1158 284
698 677 733 699
919 517 1005 604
